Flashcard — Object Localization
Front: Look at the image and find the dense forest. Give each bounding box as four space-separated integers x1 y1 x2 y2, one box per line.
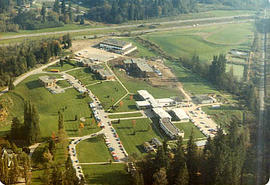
85 0 197 23
0 34 71 87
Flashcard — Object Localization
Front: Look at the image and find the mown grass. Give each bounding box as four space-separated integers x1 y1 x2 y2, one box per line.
111 95 138 113
67 67 100 85
77 136 112 163
0 74 93 138
56 80 71 88
226 64 244 80
174 122 205 140
82 163 131 185
88 81 127 110
114 118 163 156
45 61 77 72
108 112 142 119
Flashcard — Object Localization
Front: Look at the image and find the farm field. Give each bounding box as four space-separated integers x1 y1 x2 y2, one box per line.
88 81 127 110
82 163 131 185
202 105 244 130
174 122 206 140
0 74 94 138
113 118 163 156
77 136 112 163
143 22 253 62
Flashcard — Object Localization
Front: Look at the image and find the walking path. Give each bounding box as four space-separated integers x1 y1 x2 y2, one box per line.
107 110 143 115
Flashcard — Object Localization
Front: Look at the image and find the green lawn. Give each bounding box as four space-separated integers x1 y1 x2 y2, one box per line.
45 61 77 72
88 81 127 110
165 61 220 95
0 74 93 138
77 135 112 163
226 64 244 80
143 22 253 62
82 163 131 185
110 95 138 113
108 112 142 119
67 67 100 85
114 118 163 156
174 122 205 140
65 118 100 137
111 66 182 98
202 105 244 130
56 80 71 88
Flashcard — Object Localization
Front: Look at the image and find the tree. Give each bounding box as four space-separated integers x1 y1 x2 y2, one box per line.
60 59 64 67
186 129 198 185
11 117 23 140
61 0 66 15
8 78 15 90
153 168 168 185
80 16 84 25
53 0 60 13
41 3 46 23
68 0 72 22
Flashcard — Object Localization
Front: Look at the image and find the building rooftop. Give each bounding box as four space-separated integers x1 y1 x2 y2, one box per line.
172 108 190 120
124 59 154 72
152 108 171 119
100 38 130 48
39 76 56 83
195 140 207 147
136 101 151 107
161 118 180 136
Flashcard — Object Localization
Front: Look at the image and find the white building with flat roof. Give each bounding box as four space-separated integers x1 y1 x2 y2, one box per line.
172 108 190 122
156 98 175 107
152 108 172 120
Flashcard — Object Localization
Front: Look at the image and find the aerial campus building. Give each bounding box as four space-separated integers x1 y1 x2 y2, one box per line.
89 64 115 80
39 76 57 88
135 90 184 139
171 108 190 122
99 38 137 55
122 58 155 78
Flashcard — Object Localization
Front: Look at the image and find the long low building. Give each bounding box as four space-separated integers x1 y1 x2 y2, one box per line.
171 108 190 122
99 38 137 55
152 108 184 139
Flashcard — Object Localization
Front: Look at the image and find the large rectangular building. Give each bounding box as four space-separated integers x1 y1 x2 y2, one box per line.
171 108 190 122
89 64 115 80
99 38 137 55
123 58 155 78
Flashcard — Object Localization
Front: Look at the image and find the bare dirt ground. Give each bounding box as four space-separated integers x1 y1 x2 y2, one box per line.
70 39 102 52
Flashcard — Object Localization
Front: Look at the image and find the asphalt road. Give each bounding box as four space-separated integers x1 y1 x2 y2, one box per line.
0 14 253 41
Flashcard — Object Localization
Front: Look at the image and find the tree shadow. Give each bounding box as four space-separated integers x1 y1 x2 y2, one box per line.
25 80 43 90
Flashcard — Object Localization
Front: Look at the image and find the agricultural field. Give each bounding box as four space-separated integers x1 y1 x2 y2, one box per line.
82 163 131 185
174 122 206 140
0 74 94 138
77 136 112 163
143 22 253 63
113 118 163 156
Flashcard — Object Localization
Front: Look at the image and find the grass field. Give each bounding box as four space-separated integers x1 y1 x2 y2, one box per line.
111 67 181 98
108 112 142 119
174 122 206 140
165 61 220 95
88 81 127 110
110 95 138 113
82 163 131 185
77 136 112 163
67 67 101 85
45 60 77 72
202 105 244 130
56 80 71 88
143 23 253 62
226 64 244 80
114 118 163 156
0 74 94 138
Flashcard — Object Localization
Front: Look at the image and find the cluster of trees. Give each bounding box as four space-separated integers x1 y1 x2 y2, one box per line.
0 34 71 88
133 120 250 185
10 101 41 145
198 0 266 8
85 0 197 24
0 143 31 185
